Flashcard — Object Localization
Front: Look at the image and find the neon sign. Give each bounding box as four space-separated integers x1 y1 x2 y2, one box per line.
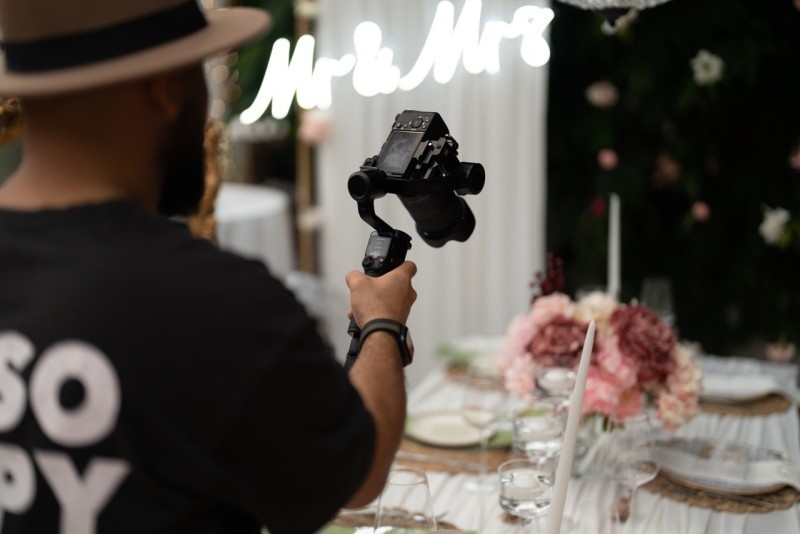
239 0 554 123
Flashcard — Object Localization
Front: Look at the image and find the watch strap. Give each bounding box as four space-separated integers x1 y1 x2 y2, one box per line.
347 318 412 369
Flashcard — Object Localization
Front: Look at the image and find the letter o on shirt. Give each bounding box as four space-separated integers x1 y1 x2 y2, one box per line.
30 341 121 448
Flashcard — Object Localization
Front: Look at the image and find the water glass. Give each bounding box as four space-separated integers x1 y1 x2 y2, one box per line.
512 403 565 463
498 458 556 532
375 468 437 533
534 365 576 402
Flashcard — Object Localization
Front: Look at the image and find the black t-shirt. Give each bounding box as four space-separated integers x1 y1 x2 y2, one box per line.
0 201 375 534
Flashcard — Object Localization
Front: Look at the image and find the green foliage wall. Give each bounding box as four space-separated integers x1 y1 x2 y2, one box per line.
547 0 800 353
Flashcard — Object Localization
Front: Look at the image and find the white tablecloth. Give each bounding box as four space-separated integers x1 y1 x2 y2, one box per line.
403 357 800 533
215 182 294 279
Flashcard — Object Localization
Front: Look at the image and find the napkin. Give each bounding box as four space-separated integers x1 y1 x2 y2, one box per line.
436 336 503 366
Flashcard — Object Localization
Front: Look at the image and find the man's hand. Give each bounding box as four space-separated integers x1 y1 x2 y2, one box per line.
345 261 417 328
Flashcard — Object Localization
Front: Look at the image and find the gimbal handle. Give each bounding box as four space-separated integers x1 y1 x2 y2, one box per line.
343 222 412 373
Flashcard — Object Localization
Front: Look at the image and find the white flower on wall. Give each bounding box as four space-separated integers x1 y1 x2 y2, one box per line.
585 81 619 108
690 49 724 86
759 206 791 245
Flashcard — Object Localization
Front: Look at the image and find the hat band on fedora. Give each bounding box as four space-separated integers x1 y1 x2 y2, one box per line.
2 1 208 74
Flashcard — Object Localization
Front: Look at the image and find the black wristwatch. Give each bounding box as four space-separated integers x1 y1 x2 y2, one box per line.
358 318 414 367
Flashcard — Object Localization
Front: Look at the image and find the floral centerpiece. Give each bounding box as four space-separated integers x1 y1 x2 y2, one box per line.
497 269 702 431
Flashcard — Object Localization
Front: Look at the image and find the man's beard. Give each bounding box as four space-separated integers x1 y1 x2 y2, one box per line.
156 103 206 218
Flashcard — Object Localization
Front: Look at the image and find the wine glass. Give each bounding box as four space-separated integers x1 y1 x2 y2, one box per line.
462 364 506 492
375 467 437 532
498 458 556 533
639 277 675 326
603 413 660 529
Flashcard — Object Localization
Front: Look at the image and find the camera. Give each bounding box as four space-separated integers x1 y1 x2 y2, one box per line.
347 110 485 248
343 111 485 372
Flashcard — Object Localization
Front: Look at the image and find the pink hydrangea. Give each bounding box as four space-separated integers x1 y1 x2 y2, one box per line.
657 392 697 432
497 314 535 370
582 368 643 423
596 337 638 390
611 304 676 384
528 317 587 366
582 367 620 418
502 355 536 399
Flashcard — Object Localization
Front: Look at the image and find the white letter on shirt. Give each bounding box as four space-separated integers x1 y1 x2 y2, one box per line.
35 451 130 534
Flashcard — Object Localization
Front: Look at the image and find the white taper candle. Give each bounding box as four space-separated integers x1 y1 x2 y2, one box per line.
607 193 621 300
544 320 596 534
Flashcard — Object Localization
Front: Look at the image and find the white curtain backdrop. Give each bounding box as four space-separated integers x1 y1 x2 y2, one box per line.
315 0 550 387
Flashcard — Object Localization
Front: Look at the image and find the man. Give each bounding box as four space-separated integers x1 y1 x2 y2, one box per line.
0 1 417 533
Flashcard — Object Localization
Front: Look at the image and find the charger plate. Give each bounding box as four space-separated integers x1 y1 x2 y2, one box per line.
654 438 790 495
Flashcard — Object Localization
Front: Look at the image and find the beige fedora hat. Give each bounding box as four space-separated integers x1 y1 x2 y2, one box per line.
0 0 270 96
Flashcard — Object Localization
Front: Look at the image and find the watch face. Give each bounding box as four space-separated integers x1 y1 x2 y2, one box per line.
404 329 414 364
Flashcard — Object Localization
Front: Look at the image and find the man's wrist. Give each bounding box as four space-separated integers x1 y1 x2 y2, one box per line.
358 318 414 367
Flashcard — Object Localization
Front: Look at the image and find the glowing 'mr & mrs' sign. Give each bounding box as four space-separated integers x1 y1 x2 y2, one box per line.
239 0 555 123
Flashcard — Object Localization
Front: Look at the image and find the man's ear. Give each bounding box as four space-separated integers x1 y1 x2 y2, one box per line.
140 71 183 123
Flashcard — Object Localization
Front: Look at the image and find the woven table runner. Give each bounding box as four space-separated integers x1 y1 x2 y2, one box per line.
397 439 512 474
643 472 800 513
699 393 792 417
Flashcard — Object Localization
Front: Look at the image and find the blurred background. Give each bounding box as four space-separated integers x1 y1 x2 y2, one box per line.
1 0 798 387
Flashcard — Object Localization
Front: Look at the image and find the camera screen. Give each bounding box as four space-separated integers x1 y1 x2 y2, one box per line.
377 130 424 176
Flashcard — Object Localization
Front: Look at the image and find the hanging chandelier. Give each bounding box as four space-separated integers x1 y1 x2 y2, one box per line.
556 0 675 31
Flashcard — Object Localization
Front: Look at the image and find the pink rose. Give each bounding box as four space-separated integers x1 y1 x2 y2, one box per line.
574 291 617 338
598 149 619 171
692 201 711 222
529 293 574 329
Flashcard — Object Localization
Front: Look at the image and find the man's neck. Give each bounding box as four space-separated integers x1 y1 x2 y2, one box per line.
0 133 158 212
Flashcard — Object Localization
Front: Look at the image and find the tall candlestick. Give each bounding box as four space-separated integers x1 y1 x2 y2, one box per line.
544 320 595 534
607 193 621 300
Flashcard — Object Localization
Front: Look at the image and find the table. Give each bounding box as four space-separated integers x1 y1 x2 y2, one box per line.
399 356 800 533
215 182 294 280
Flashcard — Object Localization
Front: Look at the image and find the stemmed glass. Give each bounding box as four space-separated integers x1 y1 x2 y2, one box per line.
640 277 675 327
462 364 506 492
375 467 437 532
498 458 556 533
603 413 660 529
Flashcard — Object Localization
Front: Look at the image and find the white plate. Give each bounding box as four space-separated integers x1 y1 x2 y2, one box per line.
701 374 788 402
655 438 790 495
405 411 482 448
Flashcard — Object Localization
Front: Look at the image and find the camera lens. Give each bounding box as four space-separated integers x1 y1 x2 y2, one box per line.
399 192 476 248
